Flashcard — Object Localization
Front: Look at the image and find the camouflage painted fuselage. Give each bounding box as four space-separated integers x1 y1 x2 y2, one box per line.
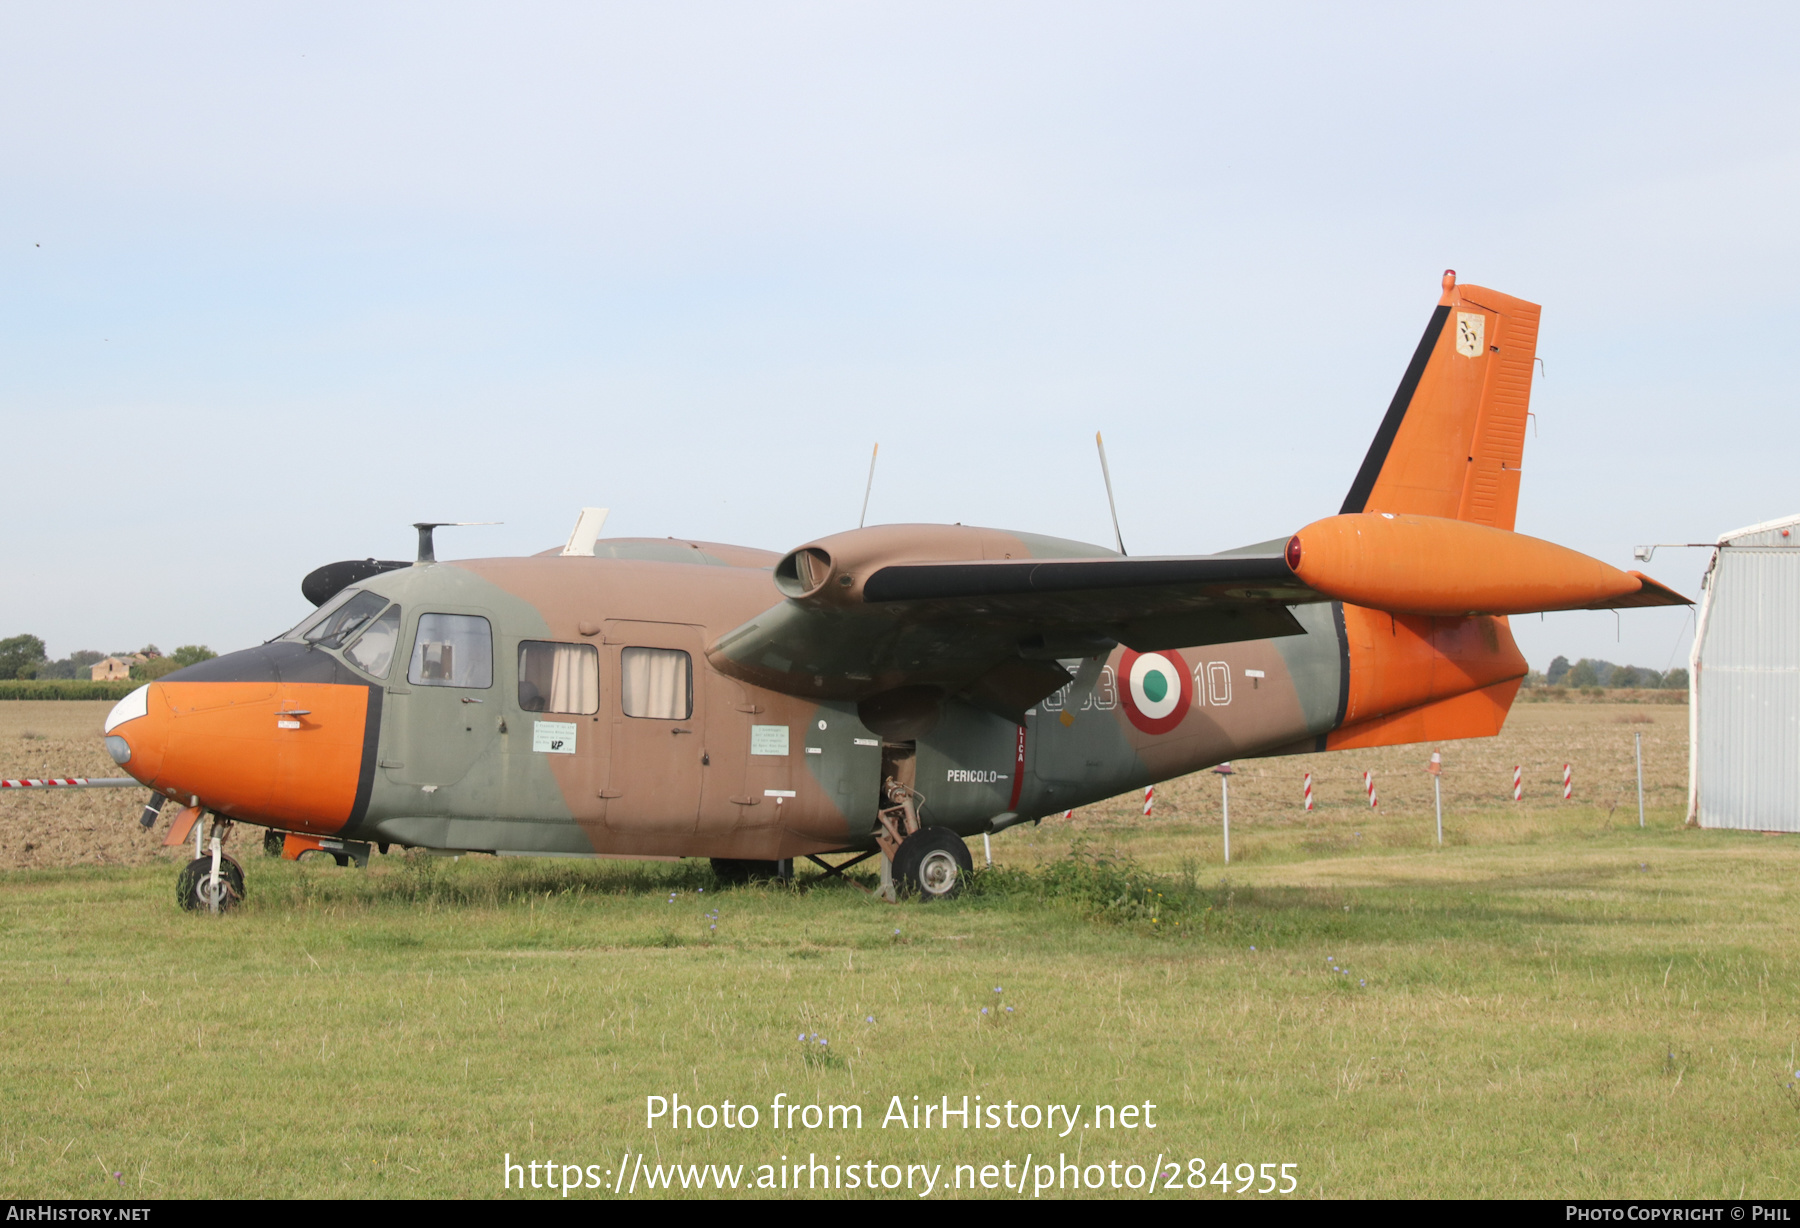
117 276 1693 862
122 527 1524 861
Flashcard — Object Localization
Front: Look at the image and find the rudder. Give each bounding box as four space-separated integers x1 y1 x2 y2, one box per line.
1340 272 1542 531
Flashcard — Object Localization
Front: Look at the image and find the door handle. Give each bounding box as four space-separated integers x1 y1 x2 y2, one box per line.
671 727 692 735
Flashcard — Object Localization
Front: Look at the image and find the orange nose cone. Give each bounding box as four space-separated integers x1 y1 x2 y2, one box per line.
106 678 373 835
103 683 167 786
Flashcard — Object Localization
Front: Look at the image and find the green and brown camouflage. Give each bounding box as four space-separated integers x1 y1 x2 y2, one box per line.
97 275 1690 901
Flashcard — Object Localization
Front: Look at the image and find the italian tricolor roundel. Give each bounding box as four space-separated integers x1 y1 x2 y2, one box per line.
1120 648 1192 735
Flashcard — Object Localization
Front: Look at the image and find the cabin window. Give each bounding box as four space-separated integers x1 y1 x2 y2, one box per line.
517 641 599 714
304 590 390 649
620 647 692 720
407 614 493 689
344 605 402 678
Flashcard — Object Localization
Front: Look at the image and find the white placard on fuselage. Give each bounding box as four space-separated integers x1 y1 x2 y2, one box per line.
533 721 577 754
750 725 789 756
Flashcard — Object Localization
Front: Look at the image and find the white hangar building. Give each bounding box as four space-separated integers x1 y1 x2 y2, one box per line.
1689 513 1800 831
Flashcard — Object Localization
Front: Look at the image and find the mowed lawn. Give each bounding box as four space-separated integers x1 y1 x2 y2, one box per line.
1 700 1797 1199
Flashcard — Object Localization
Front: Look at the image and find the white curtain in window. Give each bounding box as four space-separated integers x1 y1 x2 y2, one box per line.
517 641 598 714
621 647 690 719
548 643 598 714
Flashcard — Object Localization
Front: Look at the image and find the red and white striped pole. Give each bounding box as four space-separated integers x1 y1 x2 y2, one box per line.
1364 771 1378 809
1303 772 1313 812
1512 766 1522 802
0 777 136 789
1062 809 1073 821
1142 786 1154 817
1562 763 1572 801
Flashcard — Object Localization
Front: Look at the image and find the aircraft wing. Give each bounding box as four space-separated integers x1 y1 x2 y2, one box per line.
706 513 1690 723
707 549 1320 721
860 553 1315 647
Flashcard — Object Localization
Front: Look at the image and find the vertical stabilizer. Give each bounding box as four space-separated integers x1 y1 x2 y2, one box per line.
1340 272 1542 531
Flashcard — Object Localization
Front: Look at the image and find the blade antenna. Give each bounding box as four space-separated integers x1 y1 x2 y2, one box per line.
1095 432 1127 556
858 443 880 529
412 521 501 564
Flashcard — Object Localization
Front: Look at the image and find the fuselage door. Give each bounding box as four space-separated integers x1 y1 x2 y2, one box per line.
382 609 501 787
601 621 705 833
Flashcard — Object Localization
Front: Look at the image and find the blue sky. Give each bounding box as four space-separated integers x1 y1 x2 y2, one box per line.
3 3 1793 674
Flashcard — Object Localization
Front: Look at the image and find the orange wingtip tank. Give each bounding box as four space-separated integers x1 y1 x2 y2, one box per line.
1287 512 1690 616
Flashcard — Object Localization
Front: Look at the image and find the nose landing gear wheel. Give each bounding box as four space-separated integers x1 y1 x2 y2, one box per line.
892 828 972 901
177 855 245 913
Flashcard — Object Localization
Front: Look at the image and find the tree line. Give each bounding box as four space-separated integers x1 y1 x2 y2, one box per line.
0 635 216 681
1541 655 1688 690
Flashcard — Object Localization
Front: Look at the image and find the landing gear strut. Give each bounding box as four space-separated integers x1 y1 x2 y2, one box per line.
875 775 920 902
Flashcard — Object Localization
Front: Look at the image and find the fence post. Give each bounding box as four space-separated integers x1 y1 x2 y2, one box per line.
1428 752 1442 846
1636 732 1645 828
1212 762 1235 864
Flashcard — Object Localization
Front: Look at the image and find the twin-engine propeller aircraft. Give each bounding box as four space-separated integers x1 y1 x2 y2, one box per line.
102 272 1688 910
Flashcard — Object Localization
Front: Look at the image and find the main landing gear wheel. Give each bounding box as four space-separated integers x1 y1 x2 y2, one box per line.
710 858 783 885
177 855 245 913
892 828 972 901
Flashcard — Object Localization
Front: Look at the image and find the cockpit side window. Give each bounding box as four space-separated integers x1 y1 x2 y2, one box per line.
517 641 599 714
344 605 402 678
407 614 493 689
302 591 389 649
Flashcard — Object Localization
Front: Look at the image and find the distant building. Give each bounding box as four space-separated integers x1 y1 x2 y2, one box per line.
91 657 132 681
1690 512 1800 831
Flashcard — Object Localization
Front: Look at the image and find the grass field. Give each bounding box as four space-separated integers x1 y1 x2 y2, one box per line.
4 699 1798 1200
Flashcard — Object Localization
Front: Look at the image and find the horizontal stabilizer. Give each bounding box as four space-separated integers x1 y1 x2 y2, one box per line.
1290 512 1692 615
1595 572 1692 609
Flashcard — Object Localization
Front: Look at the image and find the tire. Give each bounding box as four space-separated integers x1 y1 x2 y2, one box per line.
892 828 972 901
177 855 246 913
710 858 782 885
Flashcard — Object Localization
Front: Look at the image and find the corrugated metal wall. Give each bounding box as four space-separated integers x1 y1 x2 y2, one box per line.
1694 520 1800 831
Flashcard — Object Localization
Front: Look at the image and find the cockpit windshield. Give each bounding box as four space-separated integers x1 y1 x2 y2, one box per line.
279 587 358 642
288 590 390 649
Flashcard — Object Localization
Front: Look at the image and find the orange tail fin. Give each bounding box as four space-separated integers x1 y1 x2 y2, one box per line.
1340 272 1542 531
1325 272 1540 751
